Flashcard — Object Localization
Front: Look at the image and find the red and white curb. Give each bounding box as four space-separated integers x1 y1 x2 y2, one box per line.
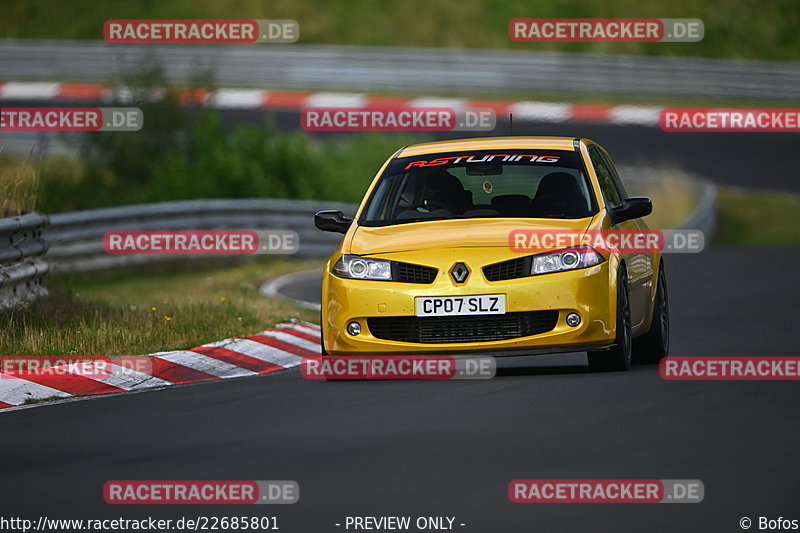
0 81 662 127
0 321 321 411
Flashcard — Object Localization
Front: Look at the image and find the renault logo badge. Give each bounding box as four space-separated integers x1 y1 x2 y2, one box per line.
450 262 470 283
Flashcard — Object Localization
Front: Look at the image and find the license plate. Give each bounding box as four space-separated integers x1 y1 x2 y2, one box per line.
415 295 506 317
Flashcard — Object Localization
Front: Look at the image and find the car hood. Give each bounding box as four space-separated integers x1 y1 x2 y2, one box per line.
349 217 594 255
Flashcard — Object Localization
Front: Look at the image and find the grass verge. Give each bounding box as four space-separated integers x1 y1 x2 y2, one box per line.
715 187 800 245
0 258 321 356
0 156 40 216
23 395 75 405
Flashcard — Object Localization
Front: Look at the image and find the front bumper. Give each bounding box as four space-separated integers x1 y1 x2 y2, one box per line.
322 260 616 355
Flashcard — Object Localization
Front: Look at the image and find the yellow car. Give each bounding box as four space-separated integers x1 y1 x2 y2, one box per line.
314 137 669 371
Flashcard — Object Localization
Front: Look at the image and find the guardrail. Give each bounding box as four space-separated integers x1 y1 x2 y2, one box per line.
45 198 356 273
0 213 50 309
1 40 798 100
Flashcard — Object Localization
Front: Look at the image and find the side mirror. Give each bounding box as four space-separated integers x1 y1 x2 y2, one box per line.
609 197 652 225
314 210 352 234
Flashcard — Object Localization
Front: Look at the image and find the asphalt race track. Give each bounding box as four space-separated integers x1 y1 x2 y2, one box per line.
2 245 799 532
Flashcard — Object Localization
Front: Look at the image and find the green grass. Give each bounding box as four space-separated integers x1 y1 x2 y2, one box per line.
23 395 76 405
0 258 321 356
715 187 800 245
1 0 798 61
0 157 40 216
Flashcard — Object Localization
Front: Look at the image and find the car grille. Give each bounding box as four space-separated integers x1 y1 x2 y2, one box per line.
394 262 437 284
483 257 531 281
367 311 558 344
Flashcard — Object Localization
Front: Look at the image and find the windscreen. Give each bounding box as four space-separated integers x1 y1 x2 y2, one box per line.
360 149 596 226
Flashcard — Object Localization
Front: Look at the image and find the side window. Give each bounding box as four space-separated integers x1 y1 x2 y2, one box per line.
588 146 622 207
598 147 629 199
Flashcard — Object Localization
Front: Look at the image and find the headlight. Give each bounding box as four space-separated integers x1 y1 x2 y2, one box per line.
530 245 605 276
333 255 392 280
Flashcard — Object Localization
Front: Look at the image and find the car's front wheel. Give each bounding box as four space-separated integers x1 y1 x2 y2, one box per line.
588 265 632 372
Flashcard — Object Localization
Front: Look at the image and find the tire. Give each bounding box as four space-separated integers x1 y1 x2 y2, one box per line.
588 265 632 372
633 264 669 364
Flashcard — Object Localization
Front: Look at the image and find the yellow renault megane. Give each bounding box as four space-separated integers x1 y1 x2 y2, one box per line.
314 137 669 371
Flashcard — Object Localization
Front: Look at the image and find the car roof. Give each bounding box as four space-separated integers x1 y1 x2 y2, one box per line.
397 136 580 157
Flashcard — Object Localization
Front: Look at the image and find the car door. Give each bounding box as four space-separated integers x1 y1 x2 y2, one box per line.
587 144 653 328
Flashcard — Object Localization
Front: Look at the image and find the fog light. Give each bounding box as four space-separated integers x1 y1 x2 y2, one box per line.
346 321 361 336
566 313 581 327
